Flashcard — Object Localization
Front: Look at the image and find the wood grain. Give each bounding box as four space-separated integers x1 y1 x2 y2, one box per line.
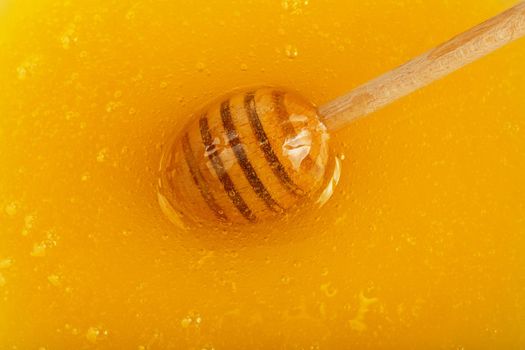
319 1 525 131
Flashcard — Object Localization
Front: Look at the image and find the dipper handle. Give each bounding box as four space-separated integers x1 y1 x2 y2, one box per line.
319 1 525 132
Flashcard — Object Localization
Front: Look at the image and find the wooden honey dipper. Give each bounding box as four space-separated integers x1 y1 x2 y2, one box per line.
159 2 525 226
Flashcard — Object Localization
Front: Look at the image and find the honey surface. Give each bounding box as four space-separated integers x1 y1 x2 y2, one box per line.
1 0 525 348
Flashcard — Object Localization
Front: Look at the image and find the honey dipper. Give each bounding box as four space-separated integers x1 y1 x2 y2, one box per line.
159 2 525 226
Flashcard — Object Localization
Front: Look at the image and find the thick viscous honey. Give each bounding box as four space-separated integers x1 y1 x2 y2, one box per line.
1 0 524 348
158 87 334 227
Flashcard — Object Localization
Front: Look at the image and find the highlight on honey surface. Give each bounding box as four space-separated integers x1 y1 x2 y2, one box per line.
158 87 339 227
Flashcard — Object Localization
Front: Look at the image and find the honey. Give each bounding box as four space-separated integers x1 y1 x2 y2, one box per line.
1 0 525 348
159 87 333 226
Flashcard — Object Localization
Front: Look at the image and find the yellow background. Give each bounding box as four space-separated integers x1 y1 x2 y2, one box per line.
0 0 524 348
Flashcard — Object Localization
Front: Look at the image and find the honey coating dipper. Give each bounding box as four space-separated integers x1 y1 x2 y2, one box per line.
159 2 525 226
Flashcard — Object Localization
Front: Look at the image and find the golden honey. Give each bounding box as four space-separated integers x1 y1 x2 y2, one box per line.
1 0 525 348
159 87 333 226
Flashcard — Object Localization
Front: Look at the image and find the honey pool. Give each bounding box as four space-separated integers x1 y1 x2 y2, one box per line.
1 0 524 348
